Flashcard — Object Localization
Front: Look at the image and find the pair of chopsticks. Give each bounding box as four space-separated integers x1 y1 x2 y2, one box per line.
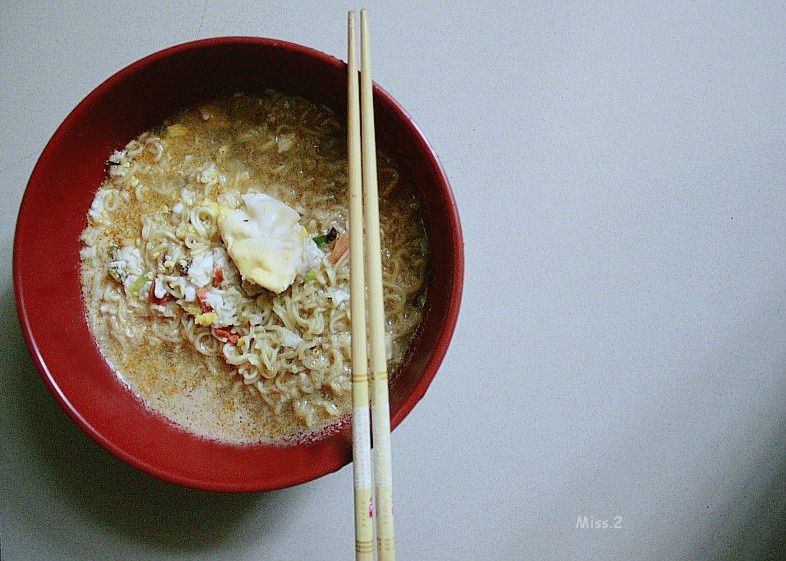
347 10 397 561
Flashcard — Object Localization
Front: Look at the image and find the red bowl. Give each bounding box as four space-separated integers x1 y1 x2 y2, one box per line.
13 37 463 491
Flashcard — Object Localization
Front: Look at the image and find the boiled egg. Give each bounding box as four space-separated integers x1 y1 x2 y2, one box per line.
218 192 320 293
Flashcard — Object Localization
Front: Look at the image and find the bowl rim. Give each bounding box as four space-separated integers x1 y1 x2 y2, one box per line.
13 36 464 491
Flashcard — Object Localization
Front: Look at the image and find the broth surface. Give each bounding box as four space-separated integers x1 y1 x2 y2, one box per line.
80 91 427 442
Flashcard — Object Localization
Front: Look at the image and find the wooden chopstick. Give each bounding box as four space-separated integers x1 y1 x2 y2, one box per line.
347 11 374 561
360 9 397 561
348 9 398 561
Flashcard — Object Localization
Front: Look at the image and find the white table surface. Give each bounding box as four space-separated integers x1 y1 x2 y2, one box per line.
3 2 786 560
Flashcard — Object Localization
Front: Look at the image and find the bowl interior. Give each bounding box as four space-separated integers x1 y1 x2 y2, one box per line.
14 37 462 491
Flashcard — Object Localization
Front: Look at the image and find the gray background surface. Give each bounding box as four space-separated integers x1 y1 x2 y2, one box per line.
2 1 786 560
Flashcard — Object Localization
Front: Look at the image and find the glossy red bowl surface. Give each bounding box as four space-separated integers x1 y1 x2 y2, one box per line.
13 37 463 492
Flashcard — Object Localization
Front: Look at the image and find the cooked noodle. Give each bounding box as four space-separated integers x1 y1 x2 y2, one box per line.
80 91 427 442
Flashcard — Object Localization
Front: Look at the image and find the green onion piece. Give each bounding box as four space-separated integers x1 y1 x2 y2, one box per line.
129 275 147 294
304 269 319 282
108 268 122 284
312 227 338 249
182 302 202 316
